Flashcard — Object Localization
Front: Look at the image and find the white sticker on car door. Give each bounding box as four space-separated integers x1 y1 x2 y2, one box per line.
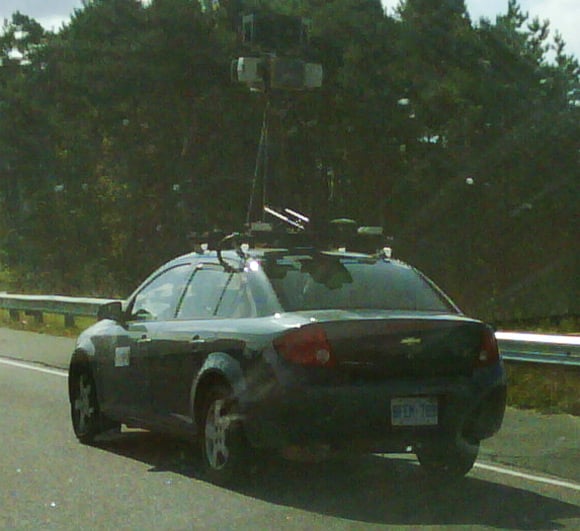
114 346 130 367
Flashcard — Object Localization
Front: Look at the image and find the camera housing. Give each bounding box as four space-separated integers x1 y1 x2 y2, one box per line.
232 12 323 92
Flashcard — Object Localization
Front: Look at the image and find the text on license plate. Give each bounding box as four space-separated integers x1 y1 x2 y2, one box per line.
391 396 438 426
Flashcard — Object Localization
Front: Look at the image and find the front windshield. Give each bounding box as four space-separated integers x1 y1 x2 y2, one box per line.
263 255 456 313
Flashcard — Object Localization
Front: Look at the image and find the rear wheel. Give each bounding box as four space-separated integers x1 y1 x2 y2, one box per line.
416 439 479 479
200 385 250 485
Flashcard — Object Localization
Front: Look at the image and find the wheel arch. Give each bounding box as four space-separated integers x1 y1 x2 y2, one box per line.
191 352 247 428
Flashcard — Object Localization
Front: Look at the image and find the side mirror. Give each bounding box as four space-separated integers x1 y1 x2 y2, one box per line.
97 301 123 322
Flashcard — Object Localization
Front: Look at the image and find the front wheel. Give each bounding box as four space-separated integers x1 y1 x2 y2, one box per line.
70 367 119 444
416 439 479 479
200 385 250 485
70 369 102 444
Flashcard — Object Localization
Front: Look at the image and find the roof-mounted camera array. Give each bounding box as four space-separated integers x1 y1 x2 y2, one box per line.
190 207 393 259
231 13 323 92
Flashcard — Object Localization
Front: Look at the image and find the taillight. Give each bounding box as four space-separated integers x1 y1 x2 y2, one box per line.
475 326 501 368
273 325 336 368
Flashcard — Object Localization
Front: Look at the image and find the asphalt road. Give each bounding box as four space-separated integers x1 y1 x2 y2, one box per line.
1 328 579 530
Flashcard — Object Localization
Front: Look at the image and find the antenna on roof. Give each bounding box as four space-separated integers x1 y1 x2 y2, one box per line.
264 206 309 230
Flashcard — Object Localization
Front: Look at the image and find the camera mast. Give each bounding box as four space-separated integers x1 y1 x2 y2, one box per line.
230 12 323 225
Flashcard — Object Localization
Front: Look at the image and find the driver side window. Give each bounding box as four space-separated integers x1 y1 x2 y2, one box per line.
130 264 191 321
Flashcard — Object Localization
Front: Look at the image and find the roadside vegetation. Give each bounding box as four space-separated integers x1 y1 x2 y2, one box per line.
496 316 579 335
506 364 580 416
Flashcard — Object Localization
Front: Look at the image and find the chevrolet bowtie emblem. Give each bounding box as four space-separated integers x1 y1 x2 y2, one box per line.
400 337 422 346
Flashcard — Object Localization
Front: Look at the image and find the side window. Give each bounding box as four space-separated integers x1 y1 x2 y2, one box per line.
176 266 231 319
215 272 256 318
129 265 191 321
245 263 284 316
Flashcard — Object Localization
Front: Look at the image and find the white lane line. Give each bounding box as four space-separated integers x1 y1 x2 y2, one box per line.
0 357 67 378
475 462 580 492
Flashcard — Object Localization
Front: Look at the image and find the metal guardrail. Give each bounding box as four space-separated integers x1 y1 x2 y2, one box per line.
0 293 118 328
496 332 580 367
0 293 578 366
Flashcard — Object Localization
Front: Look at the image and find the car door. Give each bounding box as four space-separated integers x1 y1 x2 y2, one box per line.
148 263 235 421
100 263 192 421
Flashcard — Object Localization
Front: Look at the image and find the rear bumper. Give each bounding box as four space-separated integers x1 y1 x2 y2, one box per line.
240 363 507 452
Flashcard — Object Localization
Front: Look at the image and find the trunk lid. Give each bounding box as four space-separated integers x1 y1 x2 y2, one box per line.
294 310 485 380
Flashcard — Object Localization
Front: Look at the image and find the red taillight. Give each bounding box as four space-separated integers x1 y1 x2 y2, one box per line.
475 326 501 368
273 325 336 368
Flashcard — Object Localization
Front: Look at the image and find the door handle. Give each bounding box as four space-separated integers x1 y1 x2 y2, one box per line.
190 335 206 349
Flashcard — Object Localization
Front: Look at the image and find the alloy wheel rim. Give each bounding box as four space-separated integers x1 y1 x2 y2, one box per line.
204 399 230 470
74 374 94 434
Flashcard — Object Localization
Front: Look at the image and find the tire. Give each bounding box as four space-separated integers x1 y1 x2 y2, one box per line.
416 438 479 479
200 384 250 485
70 367 118 444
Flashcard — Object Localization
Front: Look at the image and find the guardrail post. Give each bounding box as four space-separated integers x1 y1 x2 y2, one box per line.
9 310 20 322
25 310 44 324
64 314 76 328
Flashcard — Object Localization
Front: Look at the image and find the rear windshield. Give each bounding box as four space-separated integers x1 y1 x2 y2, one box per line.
262 255 456 313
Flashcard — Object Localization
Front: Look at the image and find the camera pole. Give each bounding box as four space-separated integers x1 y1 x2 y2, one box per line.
246 96 270 224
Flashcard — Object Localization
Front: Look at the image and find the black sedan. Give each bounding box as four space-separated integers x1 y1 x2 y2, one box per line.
68 242 506 484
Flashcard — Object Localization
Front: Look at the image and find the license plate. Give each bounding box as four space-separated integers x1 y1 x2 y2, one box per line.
391 396 438 426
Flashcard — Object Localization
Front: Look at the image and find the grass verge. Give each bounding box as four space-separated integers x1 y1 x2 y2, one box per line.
505 362 579 416
0 310 96 338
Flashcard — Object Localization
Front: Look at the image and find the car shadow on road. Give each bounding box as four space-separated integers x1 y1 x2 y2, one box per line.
95 430 580 530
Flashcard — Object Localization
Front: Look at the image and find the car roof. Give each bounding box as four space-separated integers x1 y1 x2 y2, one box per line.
166 247 388 267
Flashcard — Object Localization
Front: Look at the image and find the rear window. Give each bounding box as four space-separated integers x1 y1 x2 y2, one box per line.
262 255 455 313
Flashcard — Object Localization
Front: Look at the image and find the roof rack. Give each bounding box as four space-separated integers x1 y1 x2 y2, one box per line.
189 207 393 257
